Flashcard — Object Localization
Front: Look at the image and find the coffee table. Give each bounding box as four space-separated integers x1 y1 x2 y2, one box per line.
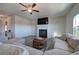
33 37 47 49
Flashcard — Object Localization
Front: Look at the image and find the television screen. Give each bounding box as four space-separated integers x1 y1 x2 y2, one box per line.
37 17 48 25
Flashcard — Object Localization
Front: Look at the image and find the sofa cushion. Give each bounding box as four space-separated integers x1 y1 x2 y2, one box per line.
3 38 25 44
54 38 74 52
45 38 54 51
44 49 71 55
12 43 43 55
66 37 79 50
24 36 36 47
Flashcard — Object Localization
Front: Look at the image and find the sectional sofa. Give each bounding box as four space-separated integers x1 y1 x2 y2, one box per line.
44 34 79 55
3 34 79 55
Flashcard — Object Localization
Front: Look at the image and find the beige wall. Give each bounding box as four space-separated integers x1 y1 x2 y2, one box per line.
66 4 79 34
15 15 36 38
37 16 66 38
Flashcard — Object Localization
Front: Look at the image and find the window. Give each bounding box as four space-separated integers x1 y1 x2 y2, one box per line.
73 14 79 37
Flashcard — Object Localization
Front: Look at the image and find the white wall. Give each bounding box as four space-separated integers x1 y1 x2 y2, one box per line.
15 15 36 38
66 4 79 34
49 16 66 37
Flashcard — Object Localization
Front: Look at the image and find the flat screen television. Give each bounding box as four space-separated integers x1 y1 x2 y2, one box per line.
37 17 48 25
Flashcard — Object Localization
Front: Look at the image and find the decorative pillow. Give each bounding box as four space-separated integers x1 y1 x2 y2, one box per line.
56 33 73 41
67 37 79 50
59 34 67 41
66 33 73 39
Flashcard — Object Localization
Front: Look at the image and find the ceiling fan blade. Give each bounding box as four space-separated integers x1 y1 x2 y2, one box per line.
19 3 27 8
33 10 39 12
21 10 27 12
32 3 36 8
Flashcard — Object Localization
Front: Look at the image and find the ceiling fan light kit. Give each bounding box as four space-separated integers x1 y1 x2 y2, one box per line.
28 9 32 13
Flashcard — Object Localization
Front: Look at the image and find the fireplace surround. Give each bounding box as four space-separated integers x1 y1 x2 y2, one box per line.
37 17 52 38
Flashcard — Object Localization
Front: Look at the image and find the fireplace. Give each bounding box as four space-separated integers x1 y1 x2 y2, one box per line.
39 29 47 38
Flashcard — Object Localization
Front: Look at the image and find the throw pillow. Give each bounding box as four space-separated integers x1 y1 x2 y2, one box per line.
67 37 79 50
59 34 67 41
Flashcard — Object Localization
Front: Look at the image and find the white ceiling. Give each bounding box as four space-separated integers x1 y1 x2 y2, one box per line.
0 3 74 20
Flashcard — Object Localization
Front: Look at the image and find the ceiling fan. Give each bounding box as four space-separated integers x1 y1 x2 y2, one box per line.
19 3 39 14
